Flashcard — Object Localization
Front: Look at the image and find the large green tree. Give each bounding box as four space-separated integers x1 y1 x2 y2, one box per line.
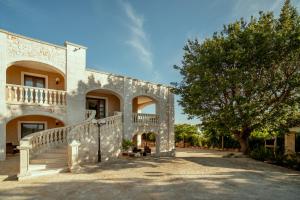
173 0 300 154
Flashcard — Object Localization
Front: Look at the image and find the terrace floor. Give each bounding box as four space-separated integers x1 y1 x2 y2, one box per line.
0 148 300 200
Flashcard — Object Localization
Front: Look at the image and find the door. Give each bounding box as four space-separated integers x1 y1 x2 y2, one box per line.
86 98 106 119
24 75 45 88
24 75 46 101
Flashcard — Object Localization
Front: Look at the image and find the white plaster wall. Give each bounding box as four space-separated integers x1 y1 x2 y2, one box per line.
65 42 87 125
0 32 7 160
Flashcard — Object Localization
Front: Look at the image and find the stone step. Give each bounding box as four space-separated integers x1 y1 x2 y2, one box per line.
30 158 67 164
45 147 67 154
19 168 68 180
36 153 66 159
29 163 68 171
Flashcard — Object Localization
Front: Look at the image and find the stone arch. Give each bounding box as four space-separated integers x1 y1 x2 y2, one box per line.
6 60 66 90
5 111 66 125
7 60 65 77
5 114 65 148
131 94 160 114
85 88 124 117
132 131 160 155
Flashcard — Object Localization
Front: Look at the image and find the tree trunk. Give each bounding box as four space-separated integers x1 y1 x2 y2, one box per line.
238 137 248 154
234 130 250 155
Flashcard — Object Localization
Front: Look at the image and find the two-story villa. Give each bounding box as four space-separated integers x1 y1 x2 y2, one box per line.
0 29 175 179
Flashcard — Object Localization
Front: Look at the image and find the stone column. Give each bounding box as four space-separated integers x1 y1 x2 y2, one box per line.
68 140 80 173
65 42 87 125
137 134 142 148
123 78 133 140
0 31 7 161
285 132 296 155
17 141 31 180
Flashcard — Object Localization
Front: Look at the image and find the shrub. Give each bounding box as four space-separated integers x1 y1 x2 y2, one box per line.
188 134 201 146
122 139 134 151
250 147 273 161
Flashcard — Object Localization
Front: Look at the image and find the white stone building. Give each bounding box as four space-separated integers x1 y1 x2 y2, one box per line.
0 29 175 179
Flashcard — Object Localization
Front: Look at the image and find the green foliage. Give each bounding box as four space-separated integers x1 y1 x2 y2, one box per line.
250 129 278 140
122 139 134 151
175 124 199 143
143 132 156 142
250 147 273 161
172 0 300 153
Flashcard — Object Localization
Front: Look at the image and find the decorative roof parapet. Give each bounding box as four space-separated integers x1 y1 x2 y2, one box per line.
0 29 66 50
86 68 172 89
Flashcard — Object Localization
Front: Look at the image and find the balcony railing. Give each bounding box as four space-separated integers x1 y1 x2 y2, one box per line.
6 84 66 106
132 113 160 125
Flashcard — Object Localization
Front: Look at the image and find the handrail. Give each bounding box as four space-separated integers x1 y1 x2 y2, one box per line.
19 110 96 155
132 113 160 125
68 113 123 143
6 84 66 106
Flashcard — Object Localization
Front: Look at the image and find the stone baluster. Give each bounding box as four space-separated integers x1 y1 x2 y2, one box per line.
37 88 41 104
33 88 37 104
53 91 57 105
58 91 61 106
7 85 12 101
13 86 18 102
29 88 34 103
49 90 53 105
20 87 24 103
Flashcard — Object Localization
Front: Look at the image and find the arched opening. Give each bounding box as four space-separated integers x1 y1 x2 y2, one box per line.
132 95 157 114
5 115 64 155
132 95 160 125
86 89 122 119
6 61 66 105
132 132 158 155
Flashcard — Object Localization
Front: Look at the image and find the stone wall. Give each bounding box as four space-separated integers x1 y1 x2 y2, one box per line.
76 122 123 164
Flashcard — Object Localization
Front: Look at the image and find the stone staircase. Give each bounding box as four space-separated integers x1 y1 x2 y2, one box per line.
28 145 68 178
17 111 125 180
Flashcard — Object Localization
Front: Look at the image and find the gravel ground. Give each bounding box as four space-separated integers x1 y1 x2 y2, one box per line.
0 148 300 200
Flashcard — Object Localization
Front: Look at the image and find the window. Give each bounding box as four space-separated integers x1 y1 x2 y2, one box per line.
20 123 45 138
24 75 46 88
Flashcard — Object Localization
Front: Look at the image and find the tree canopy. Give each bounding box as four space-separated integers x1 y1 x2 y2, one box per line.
172 0 300 153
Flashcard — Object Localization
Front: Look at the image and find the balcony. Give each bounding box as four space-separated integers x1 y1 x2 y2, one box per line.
132 113 160 126
6 84 66 107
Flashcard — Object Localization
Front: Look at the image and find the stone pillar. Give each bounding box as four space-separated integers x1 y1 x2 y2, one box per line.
137 134 142 148
123 78 133 140
68 140 80 173
65 42 87 125
0 31 7 160
17 142 31 180
167 87 175 152
285 132 296 155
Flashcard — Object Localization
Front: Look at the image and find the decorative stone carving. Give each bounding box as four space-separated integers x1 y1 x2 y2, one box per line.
7 35 66 71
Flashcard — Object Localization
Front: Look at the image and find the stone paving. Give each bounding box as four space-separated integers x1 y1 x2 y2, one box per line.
0 148 300 200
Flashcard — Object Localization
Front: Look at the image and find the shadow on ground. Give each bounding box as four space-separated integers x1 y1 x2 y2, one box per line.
1 149 300 200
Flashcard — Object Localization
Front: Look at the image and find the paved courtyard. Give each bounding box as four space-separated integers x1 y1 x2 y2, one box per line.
0 148 300 200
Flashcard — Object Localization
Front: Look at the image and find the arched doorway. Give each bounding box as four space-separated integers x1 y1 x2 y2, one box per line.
5 115 64 155
86 89 123 119
132 132 159 155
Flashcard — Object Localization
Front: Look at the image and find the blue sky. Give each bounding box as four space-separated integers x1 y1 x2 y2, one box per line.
1 0 300 124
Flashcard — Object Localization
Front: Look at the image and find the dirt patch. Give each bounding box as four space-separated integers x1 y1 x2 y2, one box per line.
0 148 300 200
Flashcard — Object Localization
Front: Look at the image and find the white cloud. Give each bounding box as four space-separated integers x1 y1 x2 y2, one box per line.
120 0 154 70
